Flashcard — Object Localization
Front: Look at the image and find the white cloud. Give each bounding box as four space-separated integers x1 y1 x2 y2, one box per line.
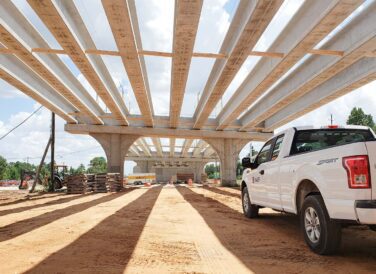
0 102 139 174
136 0 174 52
182 0 236 117
0 79 27 99
239 80 376 158
276 81 376 132
0 106 103 167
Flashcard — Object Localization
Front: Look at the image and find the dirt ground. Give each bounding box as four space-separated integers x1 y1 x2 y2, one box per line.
0 185 375 274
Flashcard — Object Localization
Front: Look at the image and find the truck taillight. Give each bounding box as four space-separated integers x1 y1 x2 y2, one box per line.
327 125 339 129
342 155 371 189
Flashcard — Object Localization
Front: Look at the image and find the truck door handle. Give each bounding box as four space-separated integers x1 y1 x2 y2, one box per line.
259 170 265 175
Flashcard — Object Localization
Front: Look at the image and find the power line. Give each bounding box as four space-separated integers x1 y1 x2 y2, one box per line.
5 145 102 162
57 145 101 158
0 106 43 141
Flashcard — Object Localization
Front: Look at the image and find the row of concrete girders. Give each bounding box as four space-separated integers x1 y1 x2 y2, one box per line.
216 0 371 130
126 137 217 159
0 0 373 134
193 0 284 129
240 1 376 131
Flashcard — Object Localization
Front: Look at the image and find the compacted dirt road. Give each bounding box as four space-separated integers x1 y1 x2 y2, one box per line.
0 185 375 274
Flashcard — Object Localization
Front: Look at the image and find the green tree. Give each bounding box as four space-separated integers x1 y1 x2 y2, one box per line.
74 164 86 175
87 157 107 174
205 163 220 179
0 156 8 180
5 161 36 180
347 107 375 131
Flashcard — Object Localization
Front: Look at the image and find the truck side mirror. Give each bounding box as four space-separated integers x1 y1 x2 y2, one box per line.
242 157 258 169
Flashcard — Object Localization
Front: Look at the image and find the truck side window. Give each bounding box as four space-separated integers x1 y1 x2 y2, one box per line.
256 139 274 165
271 135 284 161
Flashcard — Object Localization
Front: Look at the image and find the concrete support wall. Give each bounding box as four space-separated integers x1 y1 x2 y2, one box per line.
205 138 248 187
133 160 207 183
91 133 140 180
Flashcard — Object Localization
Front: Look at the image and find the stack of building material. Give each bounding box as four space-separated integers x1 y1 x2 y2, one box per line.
66 174 87 194
107 173 122 192
86 174 95 192
201 173 208 183
93 173 108 193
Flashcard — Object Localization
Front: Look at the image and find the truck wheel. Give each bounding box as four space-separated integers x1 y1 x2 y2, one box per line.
242 186 259 218
301 195 341 255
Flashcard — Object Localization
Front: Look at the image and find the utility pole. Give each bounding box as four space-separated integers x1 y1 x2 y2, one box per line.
50 112 55 192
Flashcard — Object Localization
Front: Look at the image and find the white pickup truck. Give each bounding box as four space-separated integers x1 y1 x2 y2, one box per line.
241 125 376 255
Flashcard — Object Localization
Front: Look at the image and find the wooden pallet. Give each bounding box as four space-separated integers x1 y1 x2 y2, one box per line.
66 174 87 194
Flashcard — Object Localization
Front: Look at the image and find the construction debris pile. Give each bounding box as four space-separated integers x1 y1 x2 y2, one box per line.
66 174 87 194
66 173 122 194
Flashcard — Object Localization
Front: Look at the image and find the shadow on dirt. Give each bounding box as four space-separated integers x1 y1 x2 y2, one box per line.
0 193 91 217
176 186 376 273
202 185 241 199
0 189 136 242
0 193 63 207
25 186 162 274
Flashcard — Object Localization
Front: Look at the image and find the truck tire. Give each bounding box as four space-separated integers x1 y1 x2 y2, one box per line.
300 195 341 255
242 186 259 218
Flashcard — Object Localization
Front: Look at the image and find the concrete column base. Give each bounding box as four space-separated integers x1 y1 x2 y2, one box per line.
90 133 140 181
221 179 238 187
204 138 249 187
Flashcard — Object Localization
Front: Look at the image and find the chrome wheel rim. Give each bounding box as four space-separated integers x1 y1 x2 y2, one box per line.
304 207 321 243
243 192 249 212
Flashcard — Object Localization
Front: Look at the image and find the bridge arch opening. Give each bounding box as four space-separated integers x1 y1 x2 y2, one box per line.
124 137 220 183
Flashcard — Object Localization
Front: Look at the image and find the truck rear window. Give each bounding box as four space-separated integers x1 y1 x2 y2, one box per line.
291 129 375 155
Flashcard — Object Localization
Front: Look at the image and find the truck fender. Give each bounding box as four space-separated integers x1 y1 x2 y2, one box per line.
294 179 321 213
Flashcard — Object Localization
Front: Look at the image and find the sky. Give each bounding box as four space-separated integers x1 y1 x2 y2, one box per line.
0 0 375 174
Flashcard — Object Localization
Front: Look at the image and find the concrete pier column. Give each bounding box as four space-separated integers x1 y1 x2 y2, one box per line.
91 133 140 180
194 162 206 183
204 138 249 187
133 160 150 173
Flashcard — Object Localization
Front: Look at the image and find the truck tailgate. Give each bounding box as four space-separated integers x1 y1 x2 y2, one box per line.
366 141 376 199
